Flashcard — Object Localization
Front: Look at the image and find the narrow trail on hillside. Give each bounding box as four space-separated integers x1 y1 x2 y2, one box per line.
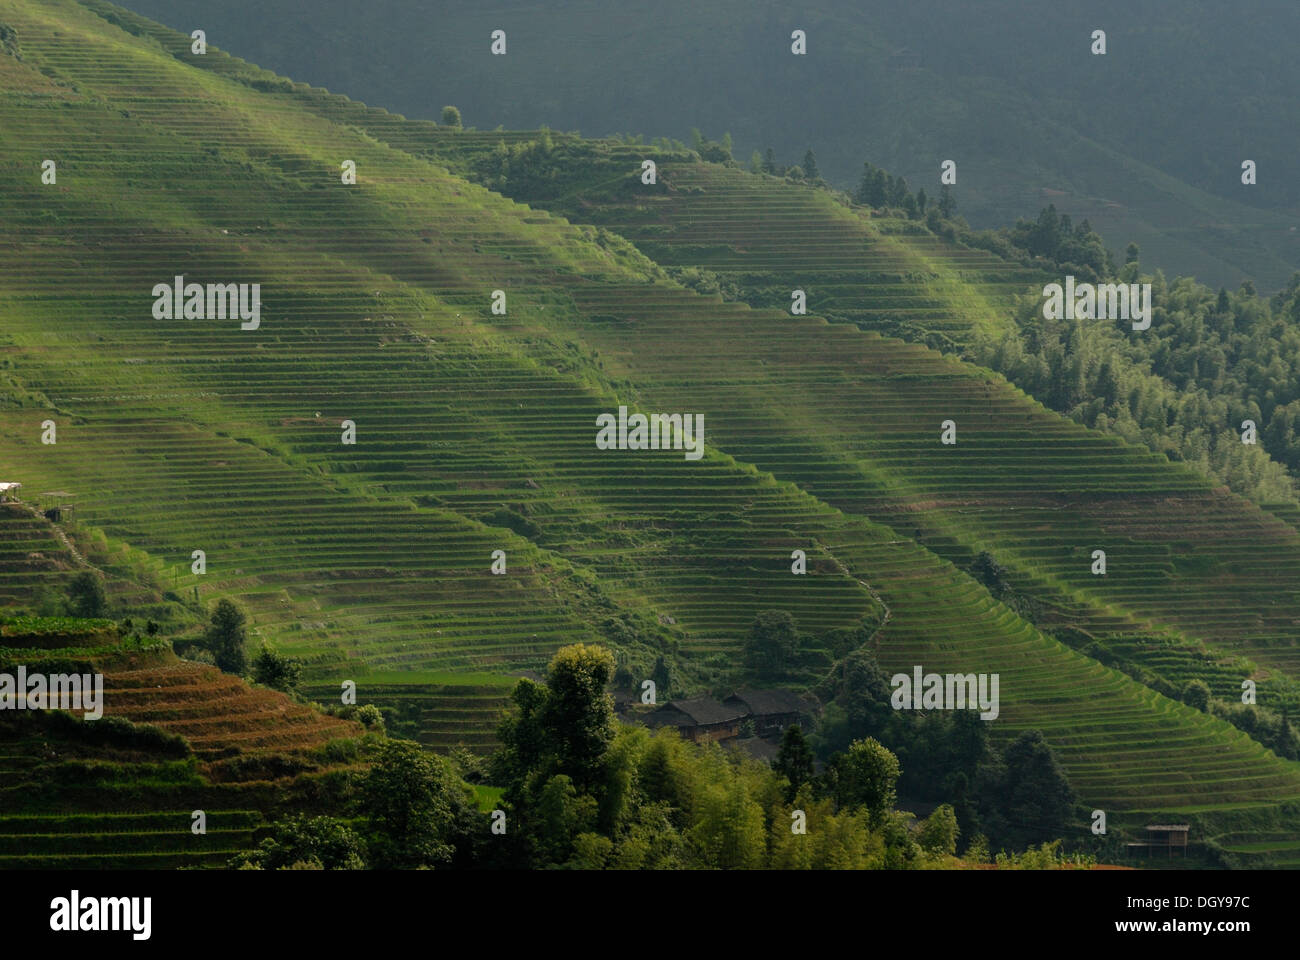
819 539 892 654
860 581 891 654
21 502 90 569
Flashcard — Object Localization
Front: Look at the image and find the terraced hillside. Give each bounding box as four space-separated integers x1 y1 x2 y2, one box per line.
434 132 1045 350
0 599 364 766
391 132 1300 708
0 600 365 868
3 0 1300 862
103 661 358 759
0 504 78 606
0 701 353 869
300 672 513 754
0 0 884 724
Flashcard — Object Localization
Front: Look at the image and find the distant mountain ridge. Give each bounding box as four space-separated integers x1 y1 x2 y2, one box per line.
114 0 1300 290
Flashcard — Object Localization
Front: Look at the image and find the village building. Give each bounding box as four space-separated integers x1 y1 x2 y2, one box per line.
645 697 744 743
723 688 819 738
642 688 820 745
1125 824 1190 859
0 482 21 503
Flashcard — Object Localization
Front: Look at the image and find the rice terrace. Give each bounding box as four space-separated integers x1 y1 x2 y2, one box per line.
1 0 1299 908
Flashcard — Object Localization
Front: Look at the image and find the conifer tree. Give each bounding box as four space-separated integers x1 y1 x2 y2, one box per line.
803 148 819 180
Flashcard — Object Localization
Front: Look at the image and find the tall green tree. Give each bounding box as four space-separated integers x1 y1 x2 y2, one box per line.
651 655 672 699
538 643 617 790
775 724 815 801
495 640 620 861
937 183 956 217
360 740 478 869
802 148 819 180
743 610 799 680
976 730 1075 851
867 169 888 206
1181 678 1211 711
854 163 874 204
1028 204 1062 258
690 779 766 869
916 803 959 856
252 646 302 692
533 773 597 865
67 570 107 618
205 598 248 674
887 175 909 207
820 647 891 737
828 737 900 824
230 815 365 870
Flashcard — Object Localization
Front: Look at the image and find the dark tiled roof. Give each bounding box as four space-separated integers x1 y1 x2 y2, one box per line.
724 688 816 717
652 697 744 726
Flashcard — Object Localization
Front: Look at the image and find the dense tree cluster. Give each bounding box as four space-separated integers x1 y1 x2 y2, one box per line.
230 740 481 870
488 642 926 868
815 649 1078 853
743 610 800 680
1178 679 1300 761
747 146 826 185
973 248 1300 504
701 149 1300 507
223 640 1085 869
962 204 1111 281
490 644 1076 866
968 551 1042 624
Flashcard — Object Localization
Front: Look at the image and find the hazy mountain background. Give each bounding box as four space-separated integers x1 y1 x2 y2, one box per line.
116 0 1300 291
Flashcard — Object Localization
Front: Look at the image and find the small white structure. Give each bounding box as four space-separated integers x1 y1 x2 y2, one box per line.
0 482 21 502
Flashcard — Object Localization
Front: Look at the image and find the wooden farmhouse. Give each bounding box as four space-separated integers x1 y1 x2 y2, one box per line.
1125 824 1191 859
723 688 818 738
645 688 820 743
646 697 744 742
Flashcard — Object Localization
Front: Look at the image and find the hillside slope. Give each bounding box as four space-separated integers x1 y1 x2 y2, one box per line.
279 118 1300 714
0 567 364 869
2 0 1300 862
